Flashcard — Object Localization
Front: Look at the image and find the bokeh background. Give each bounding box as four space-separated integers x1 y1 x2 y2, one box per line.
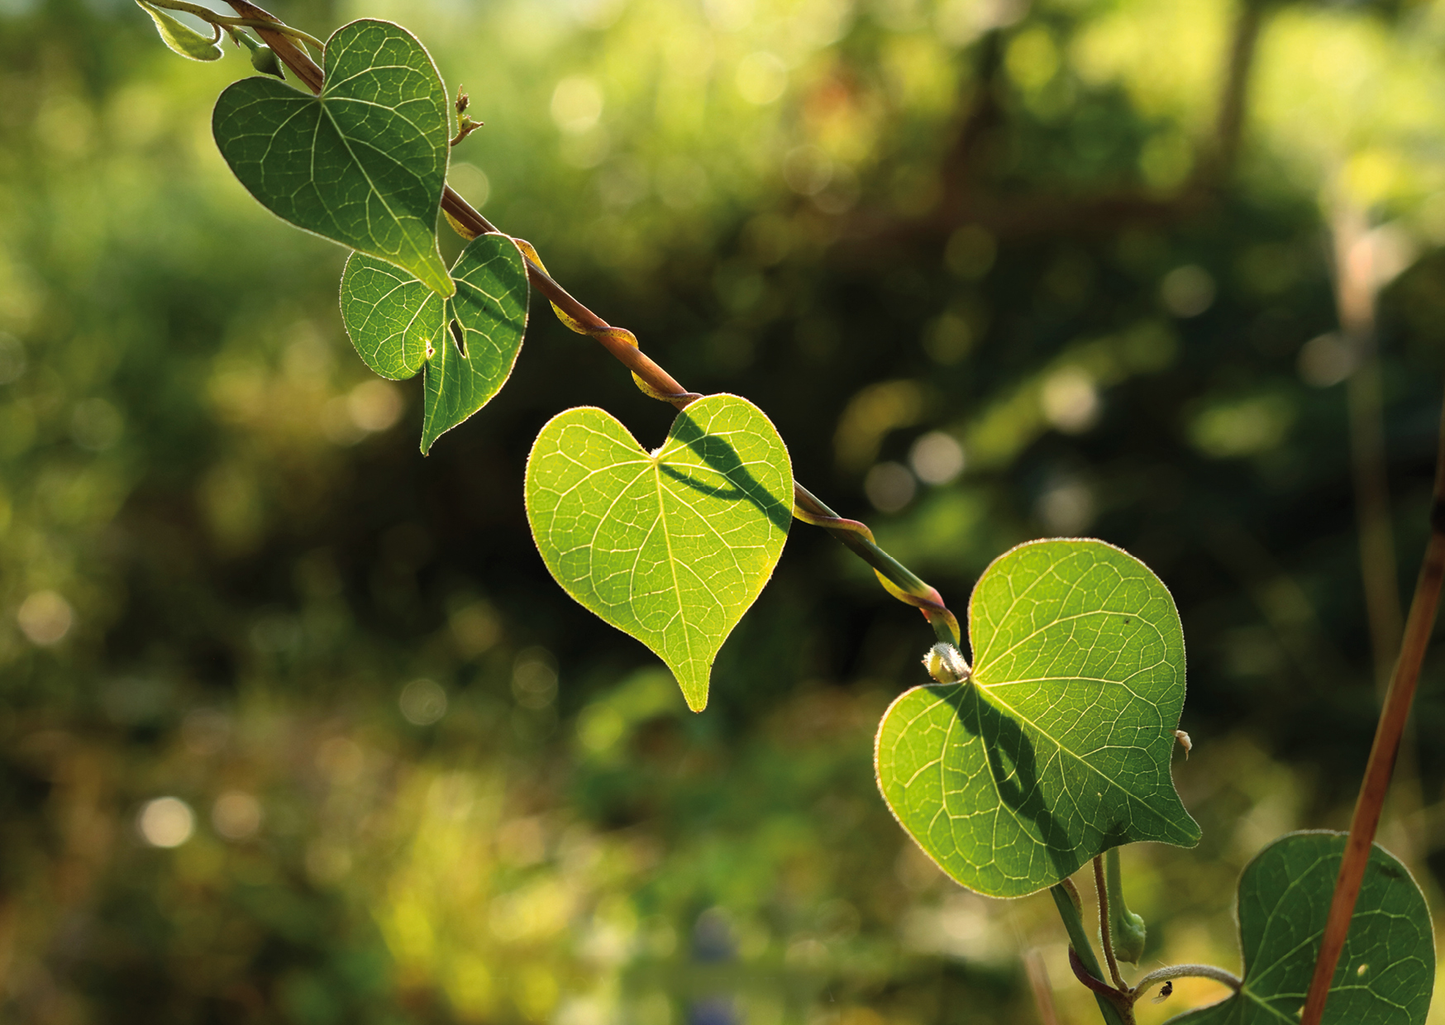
4 0 1445 1021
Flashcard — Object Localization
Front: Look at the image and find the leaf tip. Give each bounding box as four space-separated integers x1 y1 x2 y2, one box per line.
676 671 709 712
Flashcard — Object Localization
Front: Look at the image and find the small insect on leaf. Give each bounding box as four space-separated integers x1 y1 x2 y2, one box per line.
135 0 223 61
1175 729 1193 759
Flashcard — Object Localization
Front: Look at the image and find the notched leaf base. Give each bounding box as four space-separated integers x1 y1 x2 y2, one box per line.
524 395 794 711
876 538 1200 898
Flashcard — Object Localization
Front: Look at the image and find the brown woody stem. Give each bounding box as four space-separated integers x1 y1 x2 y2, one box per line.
1299 383 1445 1025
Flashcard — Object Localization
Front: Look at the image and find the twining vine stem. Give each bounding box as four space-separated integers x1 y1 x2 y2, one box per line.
219 0 963 649
1130 963 1241 1003
1093 855 1126 992
199 9 1260 1021
1299 380 1445 1024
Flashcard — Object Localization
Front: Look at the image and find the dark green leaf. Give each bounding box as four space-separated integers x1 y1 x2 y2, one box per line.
212 19 454 296
1167 832 1433 1024
340 233 529 452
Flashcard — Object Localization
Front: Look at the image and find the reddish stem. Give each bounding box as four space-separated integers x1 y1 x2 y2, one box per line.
1299 386 1445 1025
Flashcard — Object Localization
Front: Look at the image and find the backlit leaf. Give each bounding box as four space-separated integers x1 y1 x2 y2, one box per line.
340 233 529 452
135 1 223 61
875 538 1199 897
212 19 454 296
525 395 793 711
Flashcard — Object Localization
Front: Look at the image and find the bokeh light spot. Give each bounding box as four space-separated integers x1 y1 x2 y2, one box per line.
736 52 787 105
551 76 603 134
1160 264 1216 317
212 791 263 840
864 462 916 513
400 678 448 726
138 797 195 848
17 590 73 646
513 648 559 709
909 432 965 485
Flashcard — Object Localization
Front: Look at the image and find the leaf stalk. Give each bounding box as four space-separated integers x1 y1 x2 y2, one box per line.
148 0 325 52
1050 883 1131 1025
1093 855 1127 991
1129 963 1242 1002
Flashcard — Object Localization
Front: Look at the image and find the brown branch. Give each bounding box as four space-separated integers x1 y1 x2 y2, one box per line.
1201 0 1263 184
222 1 963 646
1299 382 1445 1025
843 0 1266 254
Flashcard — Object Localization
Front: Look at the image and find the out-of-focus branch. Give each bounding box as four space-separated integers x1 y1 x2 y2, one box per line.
1203 0 1263 184
1333 204 1403 693
847 0 1265 249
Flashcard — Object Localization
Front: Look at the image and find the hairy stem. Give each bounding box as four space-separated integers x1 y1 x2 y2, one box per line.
226 0 964 646
1093 855 1126 991
1299 381 1445 1025
1131 963 1242 1002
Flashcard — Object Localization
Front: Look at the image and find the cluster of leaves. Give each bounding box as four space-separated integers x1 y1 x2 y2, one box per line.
162 7 1442 1021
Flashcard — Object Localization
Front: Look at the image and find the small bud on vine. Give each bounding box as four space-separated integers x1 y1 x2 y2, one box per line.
923 642 970 684
249 43 285 79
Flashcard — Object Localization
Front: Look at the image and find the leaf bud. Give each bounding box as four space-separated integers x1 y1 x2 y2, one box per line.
923 642 970 684
249 44 285 79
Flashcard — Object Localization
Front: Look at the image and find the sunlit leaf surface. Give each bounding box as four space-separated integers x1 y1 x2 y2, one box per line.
340 233 529 452
212 19 454 296
525 395 792 711
876 539 1199 897
1167 832 1433 1025
134 0 222 61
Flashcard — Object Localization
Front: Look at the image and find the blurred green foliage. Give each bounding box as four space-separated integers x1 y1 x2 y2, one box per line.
7 0 1445 1022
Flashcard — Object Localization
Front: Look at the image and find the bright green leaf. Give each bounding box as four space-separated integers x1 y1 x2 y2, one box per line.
525 395 793 712
1166 832 1433 1024
875 538 1199 898
212 19 454 296
340 233 529 453
135 1 223 61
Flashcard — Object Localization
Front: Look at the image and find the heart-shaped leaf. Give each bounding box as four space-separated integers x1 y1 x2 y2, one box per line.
212 19 454 296
135 0 223 61
1165 832 1433 1024
340 233 529 452
875 538 1200 898
525 395 793 712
